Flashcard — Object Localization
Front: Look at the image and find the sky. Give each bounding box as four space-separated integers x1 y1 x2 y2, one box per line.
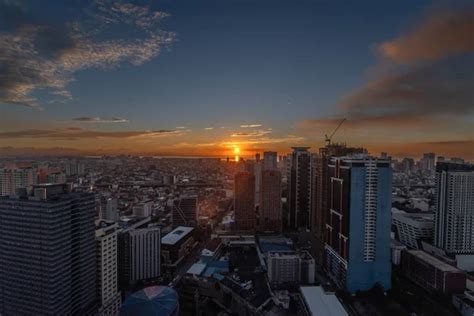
0 0 473 159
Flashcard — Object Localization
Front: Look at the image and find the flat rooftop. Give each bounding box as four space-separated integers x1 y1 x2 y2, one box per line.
300 286 348 316
407 250 462 273
161 226 194 245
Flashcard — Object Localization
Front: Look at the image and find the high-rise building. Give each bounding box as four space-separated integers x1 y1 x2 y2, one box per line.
392 211 434 249
263 151 278 171
234 171 256 230
434 162 474 254
324 156 392 293
96 221 121 315
64 160 85 176
287 147 311 229
118 227 161 288
260 170 282 232
311 144 366 265
103 197 119 221
254 159 262 208
172 195 198 227
420 153 436 172
0 165 37 196
0 184 96 315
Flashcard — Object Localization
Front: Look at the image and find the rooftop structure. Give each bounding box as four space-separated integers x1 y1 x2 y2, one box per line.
120 286 179 316
161 226 194 245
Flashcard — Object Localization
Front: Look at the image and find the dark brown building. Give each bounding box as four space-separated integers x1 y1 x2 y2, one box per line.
260 170 282 232
234 171 256 230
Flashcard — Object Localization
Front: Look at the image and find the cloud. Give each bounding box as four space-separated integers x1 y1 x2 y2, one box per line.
301 6 474 133
0 0 174 108
240 124 262 128
175 126 186 129
0 127 184 140
204 127 214 130
378 9 474 64
73 116 129 123
231 130 272 137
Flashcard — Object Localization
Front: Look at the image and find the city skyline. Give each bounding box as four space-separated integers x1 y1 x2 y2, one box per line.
1 0 473 159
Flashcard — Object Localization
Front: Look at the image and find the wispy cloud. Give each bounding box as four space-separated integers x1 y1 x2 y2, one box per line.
0 0 174 108
0 127 184 140
204 127 214 130
240 124 262 128
231 130 272 137
73 116 129 123
175 126 186 129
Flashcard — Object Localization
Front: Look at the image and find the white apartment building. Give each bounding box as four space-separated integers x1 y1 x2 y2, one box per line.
392 210 434 249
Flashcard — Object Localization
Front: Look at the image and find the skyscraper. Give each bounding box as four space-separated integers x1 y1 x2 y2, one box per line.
287 147 311 229
0 184 96 315
234 171 256 230
311 144 367 265
324 156 392 293
260 170 282 232
434 162 474 254
172 195 198 227
263 151 278 171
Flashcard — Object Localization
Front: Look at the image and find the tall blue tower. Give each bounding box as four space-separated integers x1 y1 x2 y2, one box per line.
324 155 392 293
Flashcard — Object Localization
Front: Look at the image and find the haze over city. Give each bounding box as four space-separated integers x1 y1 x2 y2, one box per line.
0 0 473 159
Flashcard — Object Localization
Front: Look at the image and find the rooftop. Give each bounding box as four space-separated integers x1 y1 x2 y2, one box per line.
161 226 194 245
300 286 348 316
407 250 462 273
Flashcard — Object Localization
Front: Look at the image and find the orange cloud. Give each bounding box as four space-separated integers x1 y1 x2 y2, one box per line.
378 8 474 64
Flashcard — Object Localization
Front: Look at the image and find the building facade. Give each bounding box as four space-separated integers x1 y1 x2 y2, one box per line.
0 184 96 315
0 166 37 196
234 171 256 231
173 195 198 228
392 211 434 249
260 170 282 232
434 162 474 254
96 221 121 315
267 251 315 286
324 156 392 293
118 227 161 288
287 147 312 229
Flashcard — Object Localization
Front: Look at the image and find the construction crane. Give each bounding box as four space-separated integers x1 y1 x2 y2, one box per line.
324 118 346 146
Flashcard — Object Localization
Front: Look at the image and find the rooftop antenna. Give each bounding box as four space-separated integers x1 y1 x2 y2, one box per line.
325 118 346 146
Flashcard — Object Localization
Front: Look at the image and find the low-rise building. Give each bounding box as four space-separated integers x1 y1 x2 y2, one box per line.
267 251 315 286
392 210 434 249
299 286 348 316
401 250 466 295
161 226 195 267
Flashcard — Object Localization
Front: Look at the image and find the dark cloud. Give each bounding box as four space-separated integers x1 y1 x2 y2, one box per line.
0 0 175 108
73 116 129 123
0 127 183 140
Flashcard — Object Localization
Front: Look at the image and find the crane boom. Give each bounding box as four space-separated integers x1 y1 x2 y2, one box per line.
324 118 346 145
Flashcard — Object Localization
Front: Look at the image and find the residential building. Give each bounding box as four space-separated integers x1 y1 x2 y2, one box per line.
267 251 315 286
96 221 121 315
118 227 161 288
287 147 312 229
0 184 96 315
0 165 37 196
263 151 278 171
434 162 474 254
392 210 434 249
401 250 466 295
260 170 282 232
325 156 392 293
234 171 256 231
